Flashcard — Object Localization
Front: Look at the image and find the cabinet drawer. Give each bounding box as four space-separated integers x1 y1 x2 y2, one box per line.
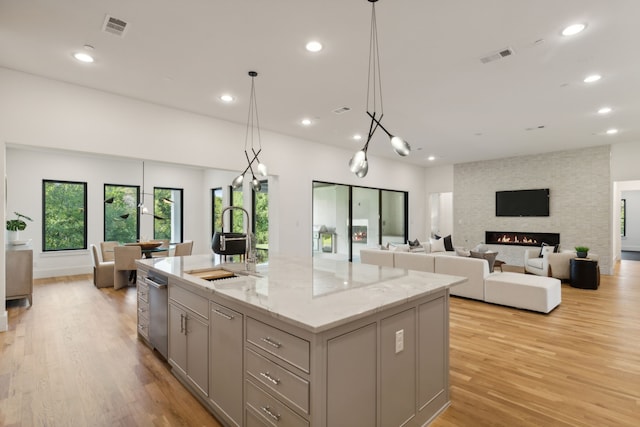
246 318 310 373
169 285 208 319
138 303 149 321
245 380 309 427
246 348 310 415
138 282 149 302
138 316 149 339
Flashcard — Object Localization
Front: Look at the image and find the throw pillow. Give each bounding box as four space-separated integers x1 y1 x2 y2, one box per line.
539 242 558 257
455 247 470 257
443 235 454 251
539 244 555 257
430 237 446 253
408 238 421 248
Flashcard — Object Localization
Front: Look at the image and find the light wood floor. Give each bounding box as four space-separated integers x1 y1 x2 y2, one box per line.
1 262 639 426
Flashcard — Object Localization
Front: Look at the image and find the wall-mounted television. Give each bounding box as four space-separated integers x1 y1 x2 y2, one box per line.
496 189 550 217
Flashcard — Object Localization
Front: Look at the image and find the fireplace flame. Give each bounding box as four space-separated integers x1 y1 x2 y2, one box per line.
496 234 538 244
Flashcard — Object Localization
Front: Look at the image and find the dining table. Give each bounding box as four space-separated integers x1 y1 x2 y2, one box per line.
124 242 169 258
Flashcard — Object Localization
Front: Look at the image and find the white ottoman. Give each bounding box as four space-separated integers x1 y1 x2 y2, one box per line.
484 272 561 313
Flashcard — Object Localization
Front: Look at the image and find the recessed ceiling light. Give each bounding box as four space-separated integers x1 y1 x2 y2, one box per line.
562 23 586 36
584 74 601 83
219 94 234 103
301 118 312 126
73 45 95 63
597 107 612 114
606 128 618 135
353 134 362 141
427 156 436 161
305 41 323 52
73 52 94 63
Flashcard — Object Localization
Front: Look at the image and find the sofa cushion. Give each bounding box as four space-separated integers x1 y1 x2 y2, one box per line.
436 255 489 301
484 272 561 313
455 247 470 257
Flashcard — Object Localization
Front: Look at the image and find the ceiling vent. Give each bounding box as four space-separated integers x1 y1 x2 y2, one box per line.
102 15 129 37
480 47 515 64
333 106 351 114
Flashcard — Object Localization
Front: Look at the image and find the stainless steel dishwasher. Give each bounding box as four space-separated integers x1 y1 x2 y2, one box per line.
146 271 168 359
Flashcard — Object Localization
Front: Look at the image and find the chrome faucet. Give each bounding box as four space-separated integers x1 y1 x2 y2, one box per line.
218 206 257 272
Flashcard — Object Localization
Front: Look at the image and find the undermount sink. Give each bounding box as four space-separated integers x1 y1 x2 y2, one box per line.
187 268 238 282
186 266 262 282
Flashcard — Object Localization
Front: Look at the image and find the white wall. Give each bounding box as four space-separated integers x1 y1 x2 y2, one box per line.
6 148 215 278
0 68 426 278
454 146 613 273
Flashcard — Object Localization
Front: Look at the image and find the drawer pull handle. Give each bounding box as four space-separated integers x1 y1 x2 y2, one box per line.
261 405 281 421
259 371 281 385
261 337 282 349
213 309 234 320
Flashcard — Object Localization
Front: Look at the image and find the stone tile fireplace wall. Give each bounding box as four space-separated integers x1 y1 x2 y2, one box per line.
453 146 612 273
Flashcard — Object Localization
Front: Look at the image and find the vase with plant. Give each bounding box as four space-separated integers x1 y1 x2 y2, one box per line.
6 212 33 242
575 246 589 258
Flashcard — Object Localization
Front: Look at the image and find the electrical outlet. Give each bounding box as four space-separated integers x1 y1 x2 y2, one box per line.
395 329 404 354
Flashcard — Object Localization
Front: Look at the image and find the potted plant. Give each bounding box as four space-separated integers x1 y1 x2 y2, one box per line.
6 212 33 242
575 246 589 258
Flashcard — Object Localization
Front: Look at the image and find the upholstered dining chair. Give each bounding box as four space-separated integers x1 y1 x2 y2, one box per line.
90 244 115 288
100 241 118 262
173 241 193 257
114 245 142 290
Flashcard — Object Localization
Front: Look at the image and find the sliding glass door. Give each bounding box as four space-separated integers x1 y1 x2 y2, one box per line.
312 181 407 262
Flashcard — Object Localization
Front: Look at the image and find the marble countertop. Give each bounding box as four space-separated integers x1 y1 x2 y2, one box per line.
137 254 466 333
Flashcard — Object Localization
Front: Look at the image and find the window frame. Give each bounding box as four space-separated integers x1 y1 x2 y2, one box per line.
153 186 184 243
42 179 88 252
103 183 140 243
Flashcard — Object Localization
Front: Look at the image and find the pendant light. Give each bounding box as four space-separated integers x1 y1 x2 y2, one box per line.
349 0 410 178
232 71 268 192
138 161 165 220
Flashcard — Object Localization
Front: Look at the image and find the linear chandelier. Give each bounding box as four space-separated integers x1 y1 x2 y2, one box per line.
349 0 410 178
232 71 267 192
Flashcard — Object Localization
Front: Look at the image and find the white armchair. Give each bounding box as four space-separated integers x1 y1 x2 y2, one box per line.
525 249 597 280
524 248 551 276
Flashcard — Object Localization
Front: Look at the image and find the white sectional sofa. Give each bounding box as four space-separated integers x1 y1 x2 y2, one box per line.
360 248 561 313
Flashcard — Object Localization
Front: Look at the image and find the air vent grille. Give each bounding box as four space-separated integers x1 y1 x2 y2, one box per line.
333 106 351 114
103 15 128 37
480 47 514 64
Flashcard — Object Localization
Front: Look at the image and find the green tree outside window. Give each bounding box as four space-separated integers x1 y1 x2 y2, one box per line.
43 180 87 251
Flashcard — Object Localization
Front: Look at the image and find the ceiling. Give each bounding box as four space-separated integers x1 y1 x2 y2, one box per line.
2 0 639 168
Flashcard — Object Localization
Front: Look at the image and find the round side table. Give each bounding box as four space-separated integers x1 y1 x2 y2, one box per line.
569 258 600 289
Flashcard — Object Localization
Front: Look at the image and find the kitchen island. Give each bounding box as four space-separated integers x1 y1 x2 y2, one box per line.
136 254 465 427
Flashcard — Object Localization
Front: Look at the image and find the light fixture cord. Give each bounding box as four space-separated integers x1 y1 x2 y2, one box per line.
366 2 383 115
244 74 262 152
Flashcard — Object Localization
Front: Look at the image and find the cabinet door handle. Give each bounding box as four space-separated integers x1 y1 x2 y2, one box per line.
212 309 234 320
261 405 281 421
180 314 185 334
261 337 282 349
259 371 281 385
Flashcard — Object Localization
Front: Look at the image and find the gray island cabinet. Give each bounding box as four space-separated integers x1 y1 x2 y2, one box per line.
136 255 465 427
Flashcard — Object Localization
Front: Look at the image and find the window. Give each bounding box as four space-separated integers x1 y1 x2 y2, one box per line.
43 180 87 251
104 184 140 243
621 199 627 237
212 187 223 233
154 187 183 243
230 186 244 233
252 181 268 262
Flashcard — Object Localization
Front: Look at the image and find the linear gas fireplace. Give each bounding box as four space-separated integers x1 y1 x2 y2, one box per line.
485 231 560 247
